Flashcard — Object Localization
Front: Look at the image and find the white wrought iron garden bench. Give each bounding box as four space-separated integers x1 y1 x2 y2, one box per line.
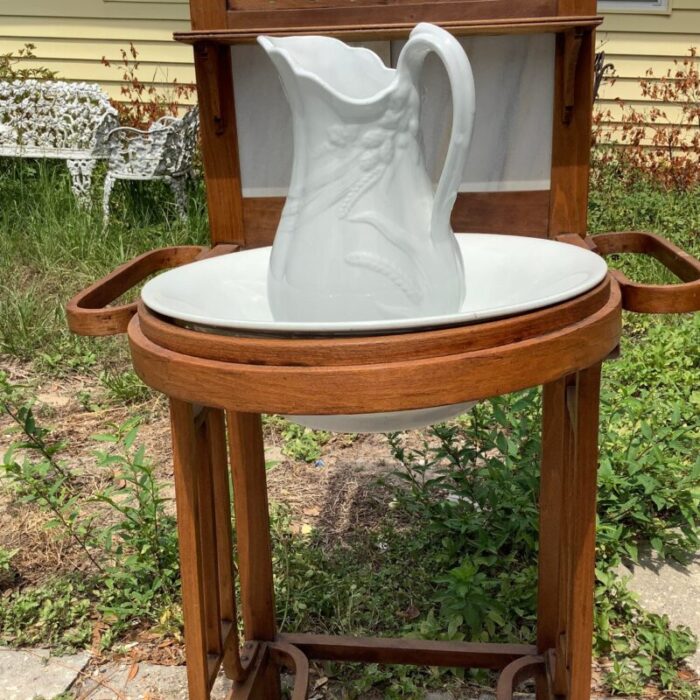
102 106 200 224
0 80 118 204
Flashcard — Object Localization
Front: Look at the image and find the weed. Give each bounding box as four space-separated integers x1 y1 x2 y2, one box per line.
265 415 330 463
77 389 101 413
89 419 180 646
99 368 152 405
0 577 93 651
387 393 542 646
0 374 181 649
594 569 697 695
0 546 18 588
0 43 57 81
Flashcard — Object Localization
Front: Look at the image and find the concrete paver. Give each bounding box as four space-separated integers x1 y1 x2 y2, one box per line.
72 662 232 699
0 648 90 700
621 551 700 674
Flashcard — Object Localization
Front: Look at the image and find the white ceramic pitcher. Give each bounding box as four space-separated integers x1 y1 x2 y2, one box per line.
259 23 475 323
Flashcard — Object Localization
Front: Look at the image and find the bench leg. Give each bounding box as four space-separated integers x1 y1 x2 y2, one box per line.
66 158 96 207
102 174 115 227
166 175 188 220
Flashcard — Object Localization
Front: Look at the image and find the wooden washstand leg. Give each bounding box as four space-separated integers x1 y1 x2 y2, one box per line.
227 412 282 699
197 410 224 664
537 365 602 700
207 410 247 681
170 399 212 700
538 376 573 700
566 365 602 700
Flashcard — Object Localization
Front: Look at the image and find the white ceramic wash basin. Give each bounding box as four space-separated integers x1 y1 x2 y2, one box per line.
141 233 607 431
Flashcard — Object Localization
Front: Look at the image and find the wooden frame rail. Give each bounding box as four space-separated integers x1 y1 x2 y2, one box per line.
278 633 537 667
66 246 206 336
65 245 239 336
240 190 553 248
176 15 602 43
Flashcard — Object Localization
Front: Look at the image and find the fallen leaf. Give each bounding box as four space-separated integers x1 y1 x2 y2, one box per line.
402 605 420 621
313 676 328 689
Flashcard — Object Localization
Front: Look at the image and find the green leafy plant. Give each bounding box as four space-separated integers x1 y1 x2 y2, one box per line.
1 375 105 573
89 419 180 645
0 577 93 651
387 378 698 695
0 546 18 588
265 415 330 463
99 368 152 404
0 43 57 81
0 373 181 649
594 569 696 695
387 392 542 646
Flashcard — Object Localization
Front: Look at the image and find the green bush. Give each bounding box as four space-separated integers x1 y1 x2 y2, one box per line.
387 375 698 695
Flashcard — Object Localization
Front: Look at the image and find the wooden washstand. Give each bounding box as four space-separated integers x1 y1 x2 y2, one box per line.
67 1 700 698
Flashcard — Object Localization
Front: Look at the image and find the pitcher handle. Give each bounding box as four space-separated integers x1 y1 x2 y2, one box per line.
398 23 476 237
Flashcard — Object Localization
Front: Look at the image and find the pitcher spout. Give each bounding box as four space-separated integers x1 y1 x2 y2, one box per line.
257 35 396 105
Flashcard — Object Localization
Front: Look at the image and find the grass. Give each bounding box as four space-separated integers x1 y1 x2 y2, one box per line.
0 158 698 698
0 159 208 372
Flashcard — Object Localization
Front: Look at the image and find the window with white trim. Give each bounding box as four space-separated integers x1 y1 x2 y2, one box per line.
598 0 670 12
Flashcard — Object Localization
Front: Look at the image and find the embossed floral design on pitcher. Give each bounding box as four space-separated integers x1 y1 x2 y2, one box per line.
259 23 475 322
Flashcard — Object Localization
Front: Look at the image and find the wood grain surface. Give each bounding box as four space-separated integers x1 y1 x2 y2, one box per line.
65 246 205 336
594 231 700 313
136 279 612 368
128 279 621 414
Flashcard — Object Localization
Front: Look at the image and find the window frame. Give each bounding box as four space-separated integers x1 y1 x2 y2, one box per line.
597 0 672 15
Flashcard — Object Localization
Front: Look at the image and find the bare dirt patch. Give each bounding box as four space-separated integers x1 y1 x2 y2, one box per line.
266 432 400 542
0 358 174 584
0 359 405 658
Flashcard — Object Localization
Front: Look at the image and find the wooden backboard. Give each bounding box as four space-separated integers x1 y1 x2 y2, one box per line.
176 0 601 246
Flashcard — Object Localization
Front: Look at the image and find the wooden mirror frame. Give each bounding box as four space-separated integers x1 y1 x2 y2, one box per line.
175 0 601 246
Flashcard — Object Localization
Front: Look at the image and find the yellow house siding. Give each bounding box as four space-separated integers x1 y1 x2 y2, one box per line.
1 0 697 137
0 0 195 103
596 2 699 144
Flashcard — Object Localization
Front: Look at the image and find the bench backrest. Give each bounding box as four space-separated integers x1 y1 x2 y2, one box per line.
0 80 119 154
158 106 200 176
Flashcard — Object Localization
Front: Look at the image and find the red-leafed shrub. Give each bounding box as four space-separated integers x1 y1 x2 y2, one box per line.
593 48 699 191
102 43 196 129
